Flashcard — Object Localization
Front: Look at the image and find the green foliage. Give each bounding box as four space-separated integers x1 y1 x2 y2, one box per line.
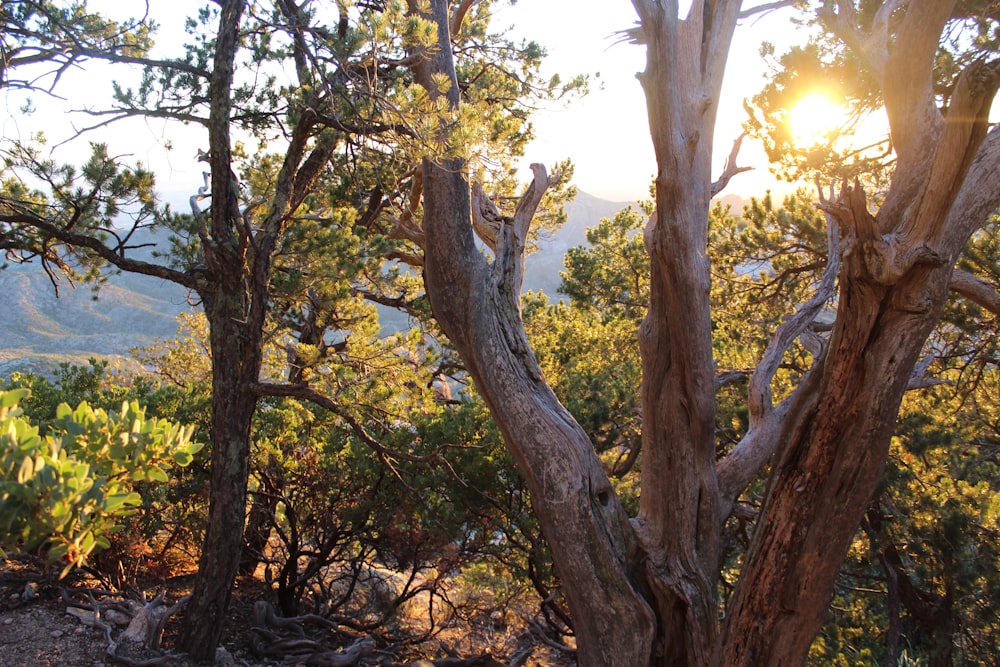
0 1 154 95
745 2 999 185
0 388 201 576
559 206 650 322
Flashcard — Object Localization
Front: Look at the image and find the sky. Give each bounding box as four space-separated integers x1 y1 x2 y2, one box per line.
496 1 808 202
3 1 813 206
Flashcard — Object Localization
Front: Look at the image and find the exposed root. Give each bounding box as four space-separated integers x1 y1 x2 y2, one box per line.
251 600 373 665
60 587 189 666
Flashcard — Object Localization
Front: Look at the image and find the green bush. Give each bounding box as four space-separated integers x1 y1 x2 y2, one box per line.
0 388 202 576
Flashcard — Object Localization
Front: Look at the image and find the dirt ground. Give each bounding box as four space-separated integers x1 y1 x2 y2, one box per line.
0 557 272 666
0 556 570 667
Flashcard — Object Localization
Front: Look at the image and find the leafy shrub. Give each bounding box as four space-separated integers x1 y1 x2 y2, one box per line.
0 388 202 576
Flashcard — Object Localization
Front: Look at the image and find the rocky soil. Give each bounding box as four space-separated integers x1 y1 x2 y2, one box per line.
0 557 569 667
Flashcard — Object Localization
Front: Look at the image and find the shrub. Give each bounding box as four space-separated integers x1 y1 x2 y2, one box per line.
0 388 202 576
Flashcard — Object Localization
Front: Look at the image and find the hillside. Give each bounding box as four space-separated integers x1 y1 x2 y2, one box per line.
0 192 646 376
0 263 192 376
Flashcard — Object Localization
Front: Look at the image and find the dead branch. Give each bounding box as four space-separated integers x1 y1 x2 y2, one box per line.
738 0 800 20
949 268 1000 316
906 354 947 390
526 619 577 656
251 600 373 665
715 209 841 513
60 588 189 666
470 181 510 252
711 133 753 197
253 600 342 637
818 181 942 284
490 163 554 302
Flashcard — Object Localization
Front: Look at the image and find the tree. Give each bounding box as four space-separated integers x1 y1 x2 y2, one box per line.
412 1 1000 665
1 0 570 659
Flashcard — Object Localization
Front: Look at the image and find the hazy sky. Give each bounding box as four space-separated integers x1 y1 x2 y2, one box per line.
5 1 812 205
499 1 809 202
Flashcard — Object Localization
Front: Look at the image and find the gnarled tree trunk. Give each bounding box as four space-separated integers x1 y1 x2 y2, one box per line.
416 1 1000 666
720 1 1000 662
416 3 656 665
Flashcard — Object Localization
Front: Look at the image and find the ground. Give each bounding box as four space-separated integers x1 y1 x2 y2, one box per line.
0 556 270 666
0 556 572 666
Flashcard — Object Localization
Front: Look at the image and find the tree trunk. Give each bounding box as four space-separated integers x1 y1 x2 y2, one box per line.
719 0 1000 659
630 2 742 663
177 1 255 660
179 299 262 660
416 2 1000 665
423 156 657 666
720 253 951 664
415 4 656 664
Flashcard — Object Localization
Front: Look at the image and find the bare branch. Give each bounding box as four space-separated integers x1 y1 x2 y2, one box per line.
947 126 1000 243
818 181 944 284
491 163 554 304
816 0 911 81
711 133 753 197
0 210 199 289
950 268 1000 316
470 181 509 252
387 171 426 251
716 211 841 513
738 0 799 20
906 354 947 390
450 0 479 35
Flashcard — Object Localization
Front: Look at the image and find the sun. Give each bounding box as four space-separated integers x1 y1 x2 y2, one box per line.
788 93 845 147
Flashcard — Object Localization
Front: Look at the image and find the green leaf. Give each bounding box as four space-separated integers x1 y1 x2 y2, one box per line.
172 449 193 466
16 456 34 483
103 492 141 514
0 388 29 410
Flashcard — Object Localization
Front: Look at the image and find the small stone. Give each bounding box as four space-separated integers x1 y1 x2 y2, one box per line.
22 582 39 600
66 607 97 627
2 617 13 625
215 645 235 665
50 629 64 638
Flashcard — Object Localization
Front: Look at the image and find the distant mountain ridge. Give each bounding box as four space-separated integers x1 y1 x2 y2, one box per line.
0 261 192 376
1 191 727 376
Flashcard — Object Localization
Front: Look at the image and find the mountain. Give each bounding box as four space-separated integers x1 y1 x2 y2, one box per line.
0 192 640 377
0 263 192 377
523 190 638 300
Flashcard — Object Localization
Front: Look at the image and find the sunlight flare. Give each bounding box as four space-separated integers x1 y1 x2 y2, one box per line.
788 93 845 147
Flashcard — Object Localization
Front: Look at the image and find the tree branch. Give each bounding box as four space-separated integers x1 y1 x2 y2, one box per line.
950 268 1000 316
450 0 479 36
947 126 1000 244
490 163 553 307
737 0 799 20
716 209 841 515
0 211 198 289
711 133 753 197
